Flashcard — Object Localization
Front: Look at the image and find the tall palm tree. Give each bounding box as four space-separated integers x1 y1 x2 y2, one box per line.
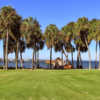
19 40 26 69
20 17 43 69
94 20 100 69
53 31 64 65
0 6 21 70
44 24 59 69
11 15 22 70
61 22 75 68
35 38 44 67
89 19 99 69
0 15 4 66
20 17 34 69
74 17 92 69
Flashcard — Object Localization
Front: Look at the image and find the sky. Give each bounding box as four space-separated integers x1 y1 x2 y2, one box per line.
0 0 100 61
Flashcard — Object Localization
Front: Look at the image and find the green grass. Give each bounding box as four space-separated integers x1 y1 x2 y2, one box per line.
0 69 100 100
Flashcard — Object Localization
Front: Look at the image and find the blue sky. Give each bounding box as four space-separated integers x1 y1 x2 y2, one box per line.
0 0 100 61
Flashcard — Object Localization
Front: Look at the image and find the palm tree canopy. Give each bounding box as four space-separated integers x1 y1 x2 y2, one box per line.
89 19 100 41
74 17 91 52
61 22 75 53
0 6 21 40
44 24 59 49
20 17 44 51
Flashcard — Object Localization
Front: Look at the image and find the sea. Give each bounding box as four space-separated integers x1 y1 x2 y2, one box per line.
0 60 99 69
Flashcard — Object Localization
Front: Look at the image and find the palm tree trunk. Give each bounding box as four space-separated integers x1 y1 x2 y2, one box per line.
88 48 92 70
32 49 34 69
5 29 9 70
63 48 68 64
50 45 52 69
79 53 83 69
15 41 19 70
85 39 92 70
37 51 39 68
34 50 37 69
3 39 6 68
98 41 100 69
95 40 98 69
36 51 37 65
61 50 63 66
20 52 23 69
34 50 36 69
77 48 80 69
71 51 74 69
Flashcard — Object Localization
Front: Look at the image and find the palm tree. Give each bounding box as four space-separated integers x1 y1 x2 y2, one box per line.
20 17 43 69
0 15 4 67
61 22 75 68
8 36 24 69
74 17 92 69
44 24 59 69
11 15 22 70
19 40 26 69
94 20 100 69
53 31 64 66
0 6 21 70
89 19 99 69
20 17 34 69
35 38 44 67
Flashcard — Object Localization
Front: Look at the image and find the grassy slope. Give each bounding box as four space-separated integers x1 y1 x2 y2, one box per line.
0 70 100 100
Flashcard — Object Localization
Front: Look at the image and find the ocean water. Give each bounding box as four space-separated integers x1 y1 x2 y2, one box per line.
0 60 99 69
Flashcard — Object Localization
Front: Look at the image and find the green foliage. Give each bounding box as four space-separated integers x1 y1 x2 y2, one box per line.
61 22 75 53
44 24 59 49
0 6 21 40
20 17 44 51
74 17 91 52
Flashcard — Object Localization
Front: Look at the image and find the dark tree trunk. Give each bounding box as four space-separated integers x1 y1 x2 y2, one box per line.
95 40 98 69
34 49 37 69
20 52 23 69
61 50 63 66
3 39 6 68
71 51 74 69
36 51 37 64
32 49 35 69
98 41 100 69
37 51 39 68
77 48 80 69
15 41 19 70
34 42 37 69
50 45 52 69
79 53 83 69
5 29 9 70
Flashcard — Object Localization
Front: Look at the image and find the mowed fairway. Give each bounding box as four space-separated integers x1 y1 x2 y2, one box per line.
0 70 100 100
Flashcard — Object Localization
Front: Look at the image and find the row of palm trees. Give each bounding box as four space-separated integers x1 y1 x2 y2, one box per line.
0 6 100 70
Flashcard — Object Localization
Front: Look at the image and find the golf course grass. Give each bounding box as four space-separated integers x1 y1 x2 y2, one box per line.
0 69 100 100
